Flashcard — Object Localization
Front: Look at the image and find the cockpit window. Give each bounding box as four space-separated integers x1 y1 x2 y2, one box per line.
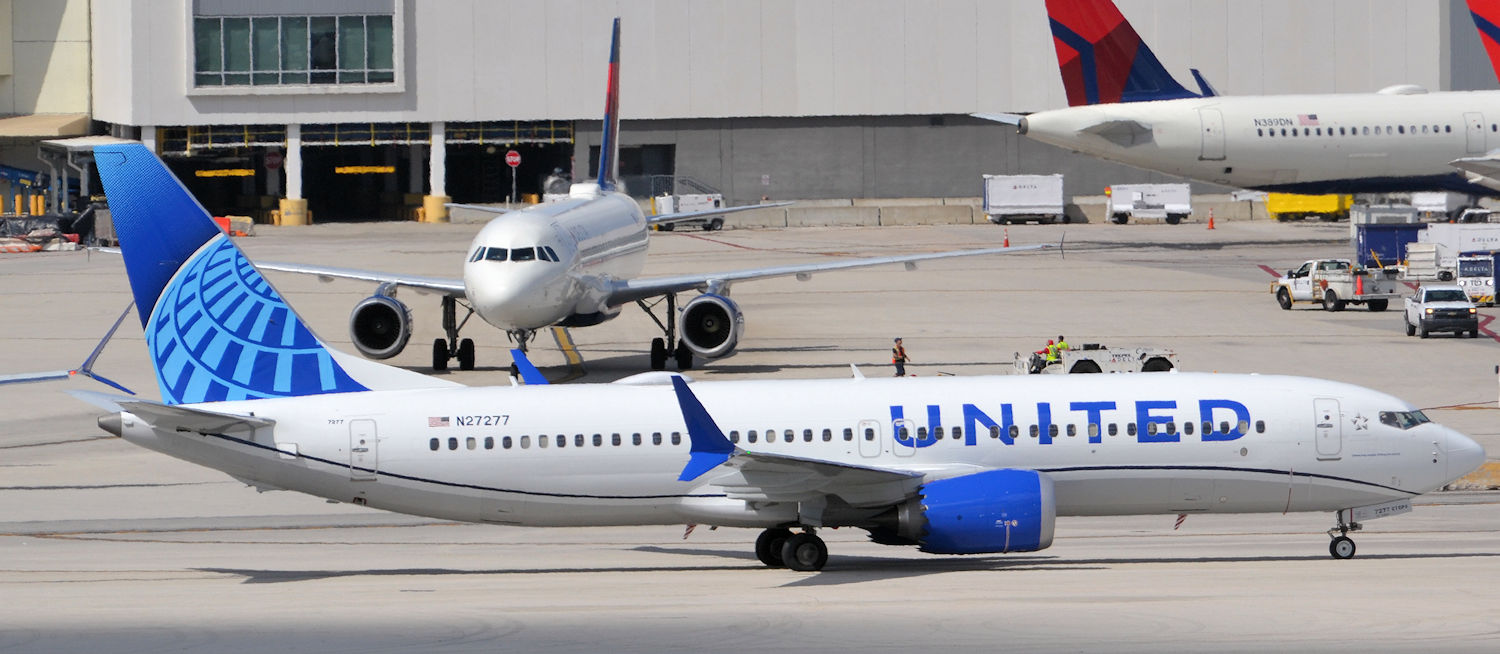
511 247 537 262
544 246 559 261
469 247 485 263
1379 410 1431 430
483 247 508 262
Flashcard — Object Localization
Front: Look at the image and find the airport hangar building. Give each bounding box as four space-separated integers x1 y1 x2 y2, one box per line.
85 0 1499 222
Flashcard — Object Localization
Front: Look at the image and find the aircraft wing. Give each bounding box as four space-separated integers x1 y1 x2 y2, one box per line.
445 202 511 215
972 112 1025 126
1448 156 1500 190
704 450 925 507
648 202 792 226
255 261 466 296
605 244 1049 306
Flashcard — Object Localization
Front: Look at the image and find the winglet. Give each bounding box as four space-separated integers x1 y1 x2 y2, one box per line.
669 376 735 481
510 349 549 385
595 17 622 190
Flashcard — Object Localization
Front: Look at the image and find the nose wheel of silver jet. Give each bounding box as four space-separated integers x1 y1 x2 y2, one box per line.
431 295 478 371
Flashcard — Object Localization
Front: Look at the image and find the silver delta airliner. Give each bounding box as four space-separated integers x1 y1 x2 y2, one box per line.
259 18 1035 375
82 134 1485 571
980 0 1500 198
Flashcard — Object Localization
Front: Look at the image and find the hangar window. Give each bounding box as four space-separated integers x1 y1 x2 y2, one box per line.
194 13 396 87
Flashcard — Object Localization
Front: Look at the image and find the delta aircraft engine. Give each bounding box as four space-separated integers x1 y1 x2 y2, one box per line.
870 469 1056 554
348 291 413 360
679 293 745 360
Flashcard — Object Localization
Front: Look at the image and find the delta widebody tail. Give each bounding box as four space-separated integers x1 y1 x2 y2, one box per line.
79 20 1485 573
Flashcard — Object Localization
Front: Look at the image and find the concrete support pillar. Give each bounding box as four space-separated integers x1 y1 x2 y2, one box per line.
140 125 157 153
279 123 309 225
424 121 449 223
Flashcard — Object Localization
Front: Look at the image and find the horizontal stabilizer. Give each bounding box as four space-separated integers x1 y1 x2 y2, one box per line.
972 112 1025 126
119 399 275 434
1082 119 1155 147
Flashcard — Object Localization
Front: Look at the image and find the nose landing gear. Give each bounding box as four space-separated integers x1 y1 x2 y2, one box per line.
1327 512 1363 559
431 295 479 371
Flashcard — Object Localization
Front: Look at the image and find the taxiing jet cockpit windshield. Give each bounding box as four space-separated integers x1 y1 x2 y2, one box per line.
468 246 562 263
1379 410 1431 430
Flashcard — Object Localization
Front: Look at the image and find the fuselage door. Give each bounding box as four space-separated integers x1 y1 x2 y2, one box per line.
349 419 378 480
1198 108 1226 161
1466 112 1486 154
857 419 882 458
1313 398 1341 460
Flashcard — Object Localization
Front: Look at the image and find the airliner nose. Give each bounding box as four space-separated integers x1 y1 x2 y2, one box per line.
466 265 567 329
1446 429 1487 481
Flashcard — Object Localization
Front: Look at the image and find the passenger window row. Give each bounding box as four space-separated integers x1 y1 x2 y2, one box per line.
425 420 1270 451
1256 123 1462 138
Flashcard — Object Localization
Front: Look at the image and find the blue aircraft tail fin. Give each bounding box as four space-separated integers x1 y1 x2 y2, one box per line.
94 143 372 405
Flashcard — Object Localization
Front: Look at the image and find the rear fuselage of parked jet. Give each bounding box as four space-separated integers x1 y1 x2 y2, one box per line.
1019 88 1500 194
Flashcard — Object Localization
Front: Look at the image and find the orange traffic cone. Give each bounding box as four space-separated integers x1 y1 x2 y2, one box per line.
1003 228 1010 248
1207 209 1216 230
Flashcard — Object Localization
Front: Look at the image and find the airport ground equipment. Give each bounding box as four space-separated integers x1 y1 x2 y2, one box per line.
1354 222 1425 269
1105 183 1190 224
1403 285 1479 338
982 174 1066 224
1015 344 1177 375
1272 259 1401 312
651 176 731 231
1267 193 1353 222
1410 191 1468 221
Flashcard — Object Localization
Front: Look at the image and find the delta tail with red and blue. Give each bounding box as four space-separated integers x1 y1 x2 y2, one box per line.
595 17 622 191
1045 0 1200 106
1468 0 1500 83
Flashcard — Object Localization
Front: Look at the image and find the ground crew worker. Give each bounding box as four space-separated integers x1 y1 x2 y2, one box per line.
1055 335 1070 354
1044 339 1060 364
892 337 909 377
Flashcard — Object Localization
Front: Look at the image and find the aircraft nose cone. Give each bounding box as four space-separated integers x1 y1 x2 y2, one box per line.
466 266 566 328
1447 429 1487 481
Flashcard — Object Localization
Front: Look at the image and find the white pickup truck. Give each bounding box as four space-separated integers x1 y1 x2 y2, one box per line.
1272 259 1402 312
1403 285 1479 338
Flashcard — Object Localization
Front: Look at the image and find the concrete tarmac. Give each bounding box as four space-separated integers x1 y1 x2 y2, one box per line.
2 220 1497 652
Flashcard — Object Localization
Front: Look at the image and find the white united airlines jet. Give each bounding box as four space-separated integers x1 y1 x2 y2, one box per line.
77 139 1485 571
979 0 1500 197
259 19 1028 374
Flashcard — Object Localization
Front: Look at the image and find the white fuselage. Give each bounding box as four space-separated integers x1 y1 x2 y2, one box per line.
1021 89 1500 194
114 372 1484 528
461 187 650 331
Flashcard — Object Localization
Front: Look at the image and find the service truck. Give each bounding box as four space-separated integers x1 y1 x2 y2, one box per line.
1403 285 1479 338
983 174 1066 224
652 193 725 231
1014 343 1178 375
1105 183 1190 224
1266 193 1353 222
1410 191 1467 220
1272 259 1402 312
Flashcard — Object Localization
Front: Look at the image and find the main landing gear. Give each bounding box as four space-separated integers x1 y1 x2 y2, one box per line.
431 295 478 371
637 294 694 371
754 527 828 572
1327 512 1363 559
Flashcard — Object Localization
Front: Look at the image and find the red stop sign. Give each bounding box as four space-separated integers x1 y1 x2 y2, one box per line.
264 151 283 169
505 150 521 167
